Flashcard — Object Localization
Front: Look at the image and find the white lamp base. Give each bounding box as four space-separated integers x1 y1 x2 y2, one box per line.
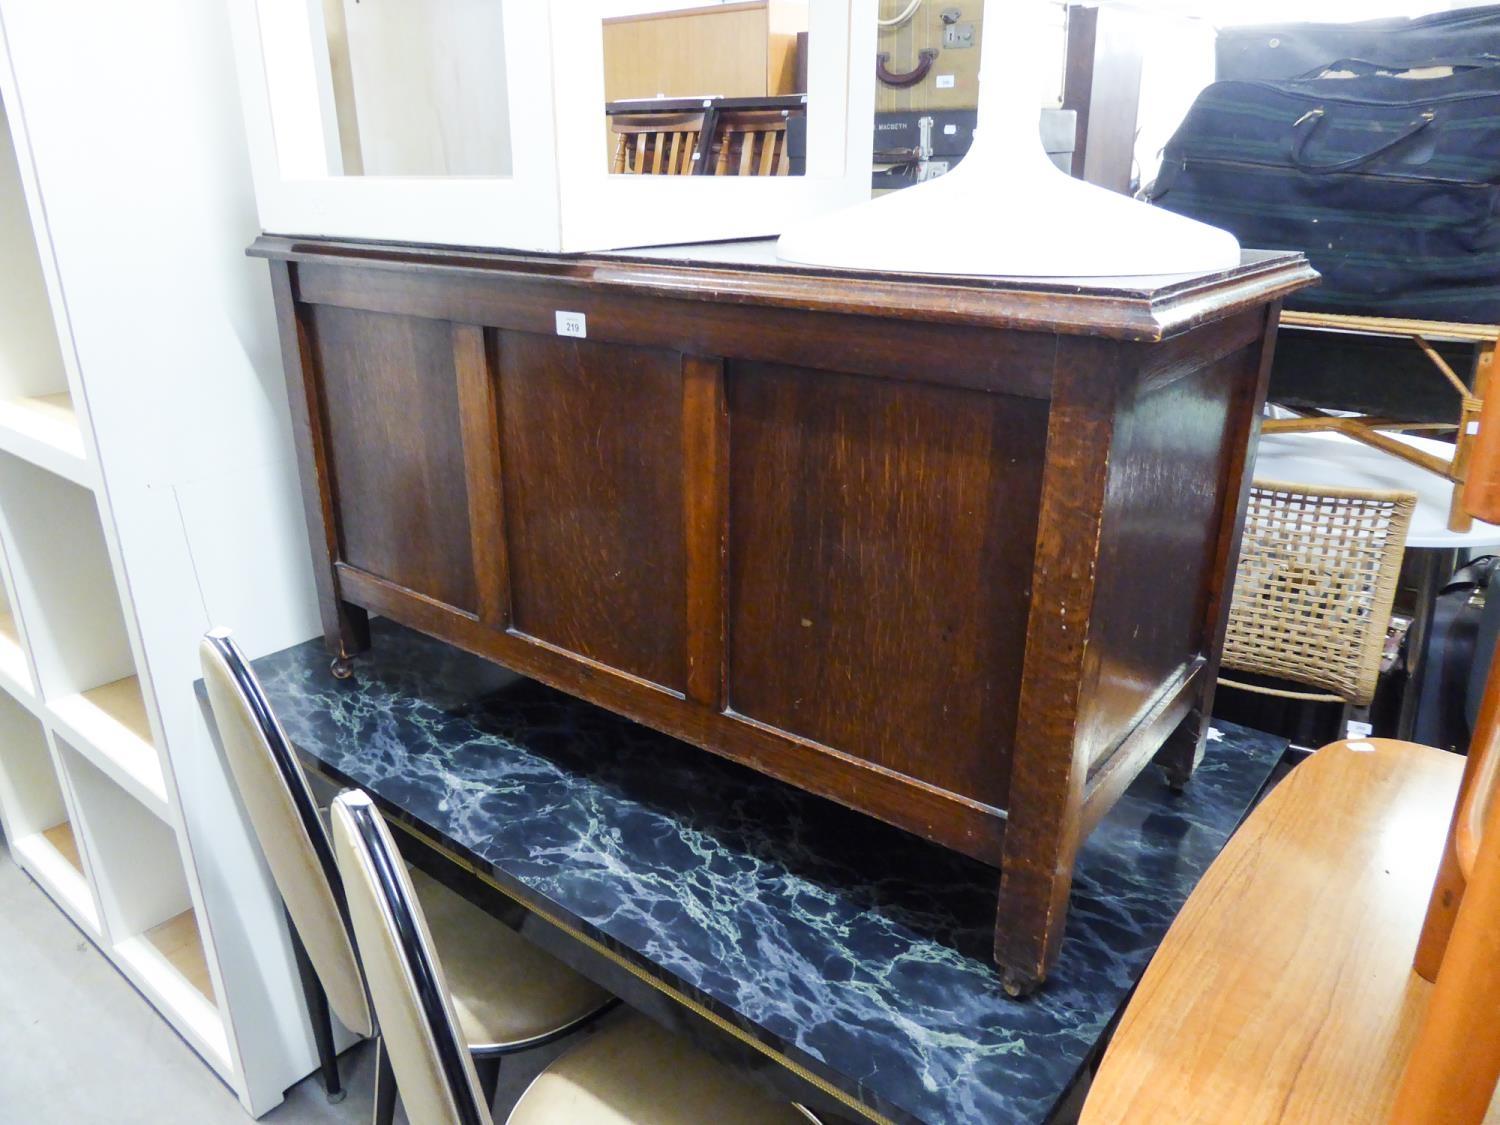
776 153 1242 278
778 0 1240 279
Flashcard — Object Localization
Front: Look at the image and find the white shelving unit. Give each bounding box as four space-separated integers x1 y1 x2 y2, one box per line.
0 97 86 486
0 2 327 1115
0 690 101 936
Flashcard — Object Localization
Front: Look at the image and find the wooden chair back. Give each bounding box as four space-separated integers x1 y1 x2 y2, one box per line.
1396 636 1500 1122
710 109 792 176
1219 480 1416 706
609 112 706 175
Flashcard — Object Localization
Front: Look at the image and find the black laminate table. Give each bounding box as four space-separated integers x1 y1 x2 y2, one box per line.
237 620 1286 1124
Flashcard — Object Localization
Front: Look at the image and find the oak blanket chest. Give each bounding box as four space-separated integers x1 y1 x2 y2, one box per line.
254 236 1315 992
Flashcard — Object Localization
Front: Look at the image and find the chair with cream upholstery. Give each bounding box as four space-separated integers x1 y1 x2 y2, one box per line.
200 629 613 1119
330 788 822 1125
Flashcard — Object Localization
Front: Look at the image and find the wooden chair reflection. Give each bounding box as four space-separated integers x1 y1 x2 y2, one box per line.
609 112 706 176
1081 636 1500 1120
710 109 791 176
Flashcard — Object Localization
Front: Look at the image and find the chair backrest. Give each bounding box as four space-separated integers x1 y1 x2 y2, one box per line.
330 789 492 1125
1220 479 1416 706
710 109 792 176
199 629 374 1038
609 112 706 175
1396 635 1500 1122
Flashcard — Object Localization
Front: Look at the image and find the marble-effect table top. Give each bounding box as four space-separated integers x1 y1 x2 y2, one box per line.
250 619 1284 1123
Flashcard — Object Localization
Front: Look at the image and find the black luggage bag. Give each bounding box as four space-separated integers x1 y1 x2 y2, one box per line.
1150 62 1500 324
1217 6 1500 81
1413 556 1500 754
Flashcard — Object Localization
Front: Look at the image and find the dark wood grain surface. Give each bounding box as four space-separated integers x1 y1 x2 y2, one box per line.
253 236 1310 342
257 234 1316 989
726 361 1047 808
310 304 478 614
499 332 686 692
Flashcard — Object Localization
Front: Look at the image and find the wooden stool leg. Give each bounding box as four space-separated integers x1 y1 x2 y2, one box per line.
1460 341 1500 527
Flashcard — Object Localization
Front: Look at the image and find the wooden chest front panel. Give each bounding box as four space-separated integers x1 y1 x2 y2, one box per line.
726 362 1048 807
498 333 687 693
310 305 479 614
298 303 1053 854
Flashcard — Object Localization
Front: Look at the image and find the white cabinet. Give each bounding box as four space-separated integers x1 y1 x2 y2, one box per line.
0 1 325 1115
227 0 877 251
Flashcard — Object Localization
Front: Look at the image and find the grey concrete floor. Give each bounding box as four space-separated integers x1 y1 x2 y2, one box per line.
0 835 579 1123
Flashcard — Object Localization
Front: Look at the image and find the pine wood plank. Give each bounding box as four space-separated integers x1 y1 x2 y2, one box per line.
40 820 82 874
144 909 214 1003
81 675 153 745
1083 740 1463 1124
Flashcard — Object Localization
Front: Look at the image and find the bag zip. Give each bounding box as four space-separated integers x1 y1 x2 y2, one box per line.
1247 78 1500 107
1175 153 1497 190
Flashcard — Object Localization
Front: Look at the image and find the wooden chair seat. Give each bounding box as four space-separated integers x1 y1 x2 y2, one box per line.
1082 738 1466 1123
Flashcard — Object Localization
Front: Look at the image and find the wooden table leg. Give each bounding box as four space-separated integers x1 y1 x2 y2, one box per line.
1451 341 1497 532
269 259 371 674
994 342 1123 996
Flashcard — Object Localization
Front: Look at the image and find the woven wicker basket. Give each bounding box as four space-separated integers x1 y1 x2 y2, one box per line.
1221 479 1417 707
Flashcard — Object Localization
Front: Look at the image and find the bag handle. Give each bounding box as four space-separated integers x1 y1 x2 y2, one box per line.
1290 55 1500 81
1288 106 1436 173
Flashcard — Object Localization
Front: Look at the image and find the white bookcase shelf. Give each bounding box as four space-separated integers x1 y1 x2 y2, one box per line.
0 689 100 934
0 99 89 487
0 5 328 1114
58 736 231 1072
0 391 89 482
50 677 169 820
0 577 33 701
0 453 136 693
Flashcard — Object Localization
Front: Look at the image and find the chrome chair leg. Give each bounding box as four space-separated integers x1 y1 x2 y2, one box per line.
288 909 345 1104
372 1037 397 1125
